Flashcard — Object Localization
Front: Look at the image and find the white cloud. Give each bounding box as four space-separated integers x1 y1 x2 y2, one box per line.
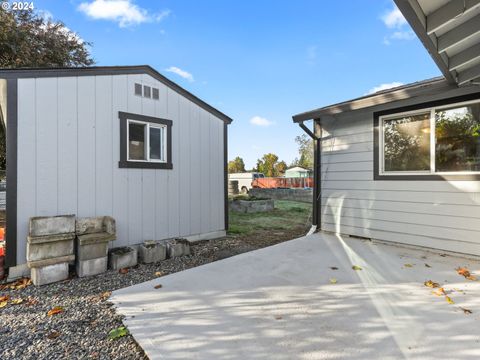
391 30 415 40
249 116 273 127
77 0 170 28
381 6 407 29
367 82 404 95
165 66 194 82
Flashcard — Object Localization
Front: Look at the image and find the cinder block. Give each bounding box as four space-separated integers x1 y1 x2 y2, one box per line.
29 215 75 237
109 247 137 270
30 262 69 286
76 257 108 277
76 216 116 236
139 242 166 264
166 239 191 258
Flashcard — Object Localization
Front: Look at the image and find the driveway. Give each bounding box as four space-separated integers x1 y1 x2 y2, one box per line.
111 233 480 359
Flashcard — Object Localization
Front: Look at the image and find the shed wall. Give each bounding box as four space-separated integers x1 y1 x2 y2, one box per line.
16 74 225 264
320 85 480 256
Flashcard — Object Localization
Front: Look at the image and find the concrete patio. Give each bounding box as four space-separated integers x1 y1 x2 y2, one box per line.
111 232 480 359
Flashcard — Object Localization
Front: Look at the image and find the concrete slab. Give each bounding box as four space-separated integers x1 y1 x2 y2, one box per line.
111 233 480 360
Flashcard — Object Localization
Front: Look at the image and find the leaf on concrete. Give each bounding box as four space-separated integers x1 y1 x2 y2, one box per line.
424 263 431 268
154 284 163 289
456 267 473 279
119 268 129 274
330 267 338 270
466 275 477 281
11 298 23 305
424 280 440 288
274 315 283 320
108 326 129 340
47 306 64 316
445 296 454 304
329 278 337 284
47 331 61 339
352 265 363 271
460 307 472 314
404 264 413 268
432 288 446 296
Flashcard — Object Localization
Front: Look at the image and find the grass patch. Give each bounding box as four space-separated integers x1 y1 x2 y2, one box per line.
228 200 311 236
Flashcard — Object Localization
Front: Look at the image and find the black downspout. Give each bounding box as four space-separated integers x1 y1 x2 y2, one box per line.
297 119 322 229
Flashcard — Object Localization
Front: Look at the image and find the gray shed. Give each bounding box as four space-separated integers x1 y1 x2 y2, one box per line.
0 66 232 276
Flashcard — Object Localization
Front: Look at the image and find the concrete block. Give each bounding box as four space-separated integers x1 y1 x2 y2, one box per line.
166 239 191 258
76 240 109 261
76 257 107 277
27 255 75 269
27 238 74 262
29 215 75 237
139 242 166 264
76 216 116 236
229 199 274 213
30 262 69 286
109 247 137 270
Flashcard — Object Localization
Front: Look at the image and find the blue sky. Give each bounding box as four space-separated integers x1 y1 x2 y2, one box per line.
34 0 441 168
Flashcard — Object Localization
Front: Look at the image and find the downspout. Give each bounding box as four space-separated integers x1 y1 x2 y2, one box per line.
297 119 321 236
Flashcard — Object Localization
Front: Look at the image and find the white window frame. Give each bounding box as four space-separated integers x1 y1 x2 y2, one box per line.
379 99 480 176
127 119 167 163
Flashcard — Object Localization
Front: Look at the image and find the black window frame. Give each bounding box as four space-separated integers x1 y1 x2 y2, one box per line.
119 111 173 169
374 92 480 181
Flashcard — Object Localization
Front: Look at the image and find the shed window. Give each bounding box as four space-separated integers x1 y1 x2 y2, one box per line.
119 112 172 169
152 87 159 100
143 85 151 98
379 99 480 175
134 83 142 96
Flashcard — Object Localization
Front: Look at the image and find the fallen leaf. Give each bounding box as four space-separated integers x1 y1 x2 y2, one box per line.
100 291 111 301
330 267 338 270
460 307 472 314
433 288 446 296
0 301 7 308
154 284 163 289
329 278 337 284
0 295 9 302
425 263 431 268
466 275 477 281
274 315 283 320
11 298 23 305
424 280 440 288
352 265 363 271
26 297 38 306
456 267 471 278
47 306 64 316
404 264 413 268
119 268 128 274
445 296 454 304
46 331 61 339
108 326 129 340
155 271 164 276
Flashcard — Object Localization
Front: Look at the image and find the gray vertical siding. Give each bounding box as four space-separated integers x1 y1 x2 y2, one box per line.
320 87 480 256
16 74 225 264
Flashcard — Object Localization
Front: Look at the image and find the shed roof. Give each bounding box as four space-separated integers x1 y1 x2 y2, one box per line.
0 65 233 124
286 166 310 172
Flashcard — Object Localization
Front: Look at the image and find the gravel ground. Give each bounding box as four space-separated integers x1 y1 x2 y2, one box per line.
0 227 308 360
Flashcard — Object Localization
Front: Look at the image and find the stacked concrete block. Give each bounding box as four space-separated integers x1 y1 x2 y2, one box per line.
27 215 76 286
166 238 191 258
139 241 166 264
76 216 116 277
109 247 137 270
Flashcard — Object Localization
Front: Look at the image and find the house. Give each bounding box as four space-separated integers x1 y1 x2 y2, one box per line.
292 0 480 256
0 66 232 277
284 166 312 178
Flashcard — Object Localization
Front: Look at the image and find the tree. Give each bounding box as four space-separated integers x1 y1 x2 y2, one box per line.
0 9 94 68
255 153 287 177
0 8 93 172
292 134 313 169
228 156 246 173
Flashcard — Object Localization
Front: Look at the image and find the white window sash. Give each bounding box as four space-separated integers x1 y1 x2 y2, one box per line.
127 119 168 163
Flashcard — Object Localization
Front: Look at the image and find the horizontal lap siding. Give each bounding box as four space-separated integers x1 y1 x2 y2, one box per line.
15 75 226 264
321 112 480 256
